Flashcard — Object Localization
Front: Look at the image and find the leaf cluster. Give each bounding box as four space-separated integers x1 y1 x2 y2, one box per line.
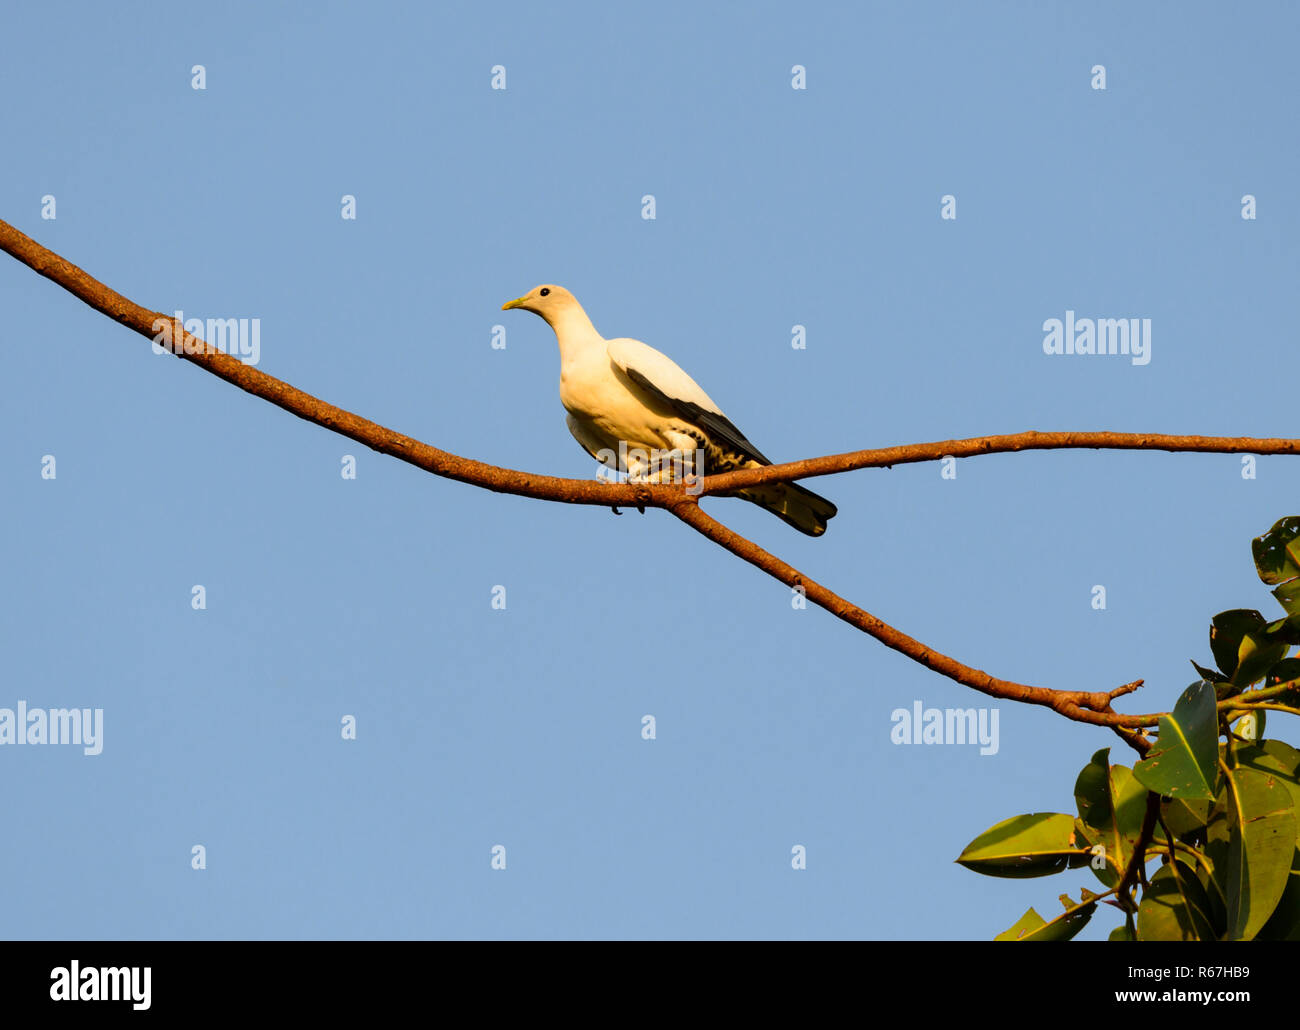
957 517 1300 940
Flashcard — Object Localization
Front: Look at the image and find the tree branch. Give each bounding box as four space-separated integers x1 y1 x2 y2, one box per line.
10 215 1285 744
665 497 1156 728
0 218 672 510
1116 791 1163 909
700 431 1300 495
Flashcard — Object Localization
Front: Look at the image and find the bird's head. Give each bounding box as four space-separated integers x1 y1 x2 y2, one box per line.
500 284 578 325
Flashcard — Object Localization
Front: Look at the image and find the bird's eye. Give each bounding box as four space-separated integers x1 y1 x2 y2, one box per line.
540 287 550 297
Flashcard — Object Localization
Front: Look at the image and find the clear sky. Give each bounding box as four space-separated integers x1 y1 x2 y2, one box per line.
1 1 1297 940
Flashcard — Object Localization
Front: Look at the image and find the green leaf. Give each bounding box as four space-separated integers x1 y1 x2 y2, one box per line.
1227 739 1300 812
1252 516 1300 586
1257 849 1300 941
1198 862 1228 935
956 812 1088 878
1132 682 1219 801
995 902 1096 941
1274 580 1300 616
1074 749 1150 887
1191 659 1227 684
1266 657 1300 683
1232 636 1289 688
1234 709 1266 742
1221 613 1300 688
1108 922 1136 941
1136 860 1217 940
993 910 1045 941
1159 796 1211 839
996 908 1045 941
1204 739 1300 937
1260 612 1300 646
1205 765 1297 940
1210 610 1267 679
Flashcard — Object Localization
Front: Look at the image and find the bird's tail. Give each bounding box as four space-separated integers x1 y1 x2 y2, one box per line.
737 481 837 537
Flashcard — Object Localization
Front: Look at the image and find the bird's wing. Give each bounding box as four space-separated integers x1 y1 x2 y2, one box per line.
565 412 607 461
605 337 773 466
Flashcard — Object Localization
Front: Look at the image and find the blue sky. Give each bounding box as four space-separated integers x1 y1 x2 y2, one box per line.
1 1 1297 940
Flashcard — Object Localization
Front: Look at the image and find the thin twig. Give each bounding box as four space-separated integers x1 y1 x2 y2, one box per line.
1116 792 1162 909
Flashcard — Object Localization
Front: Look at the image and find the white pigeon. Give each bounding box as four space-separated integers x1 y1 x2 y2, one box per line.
501 284 837 536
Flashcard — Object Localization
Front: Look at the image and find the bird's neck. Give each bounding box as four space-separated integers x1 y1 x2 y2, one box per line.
547 304 603 362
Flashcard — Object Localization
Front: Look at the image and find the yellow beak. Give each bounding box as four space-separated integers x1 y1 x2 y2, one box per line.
501 295 528 311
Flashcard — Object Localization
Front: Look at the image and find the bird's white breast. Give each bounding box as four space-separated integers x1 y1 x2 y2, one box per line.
559 342 686 455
